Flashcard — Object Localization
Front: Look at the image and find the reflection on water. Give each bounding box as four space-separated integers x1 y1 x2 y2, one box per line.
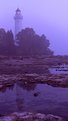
17 81 36 91
0 83 68 119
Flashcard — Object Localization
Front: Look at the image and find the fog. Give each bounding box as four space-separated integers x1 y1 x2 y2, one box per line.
0 0 68 55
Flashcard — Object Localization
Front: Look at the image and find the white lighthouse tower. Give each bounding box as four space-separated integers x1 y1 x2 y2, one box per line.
14 8 23 38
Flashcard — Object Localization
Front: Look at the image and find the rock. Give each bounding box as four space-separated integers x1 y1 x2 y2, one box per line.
12 112 33 121
12 112 33 117
0 112 65 121
33 92 40 97
35 113 46 119
45 114 64 121
0 84 3 89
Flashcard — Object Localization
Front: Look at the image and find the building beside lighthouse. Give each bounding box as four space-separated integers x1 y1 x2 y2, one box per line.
14 8 23 38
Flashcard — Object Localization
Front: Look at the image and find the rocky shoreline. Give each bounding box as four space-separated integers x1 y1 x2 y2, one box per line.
0 73 68 91
0 56 68 90
0 112 65 121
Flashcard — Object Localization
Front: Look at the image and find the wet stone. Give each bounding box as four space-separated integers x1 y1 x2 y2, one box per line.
0 111 65 121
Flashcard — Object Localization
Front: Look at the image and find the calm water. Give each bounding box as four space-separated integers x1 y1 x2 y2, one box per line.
49 65 68 74
0 83 68 120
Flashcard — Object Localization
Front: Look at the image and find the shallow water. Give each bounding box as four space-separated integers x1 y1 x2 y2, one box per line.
49 65 68 74
0 83 68 119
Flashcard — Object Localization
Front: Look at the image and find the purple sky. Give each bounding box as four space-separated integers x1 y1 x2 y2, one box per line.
0 0 68 55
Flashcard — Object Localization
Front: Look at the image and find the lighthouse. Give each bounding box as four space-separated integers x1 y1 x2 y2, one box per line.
14 8 23 38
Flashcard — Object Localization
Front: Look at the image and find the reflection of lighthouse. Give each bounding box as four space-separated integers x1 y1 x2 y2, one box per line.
15 84 24 112
14 8 23 38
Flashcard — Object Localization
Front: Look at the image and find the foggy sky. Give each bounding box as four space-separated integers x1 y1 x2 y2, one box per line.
0 0 68 55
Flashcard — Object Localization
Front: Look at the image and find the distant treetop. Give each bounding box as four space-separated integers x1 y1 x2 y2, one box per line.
16 8 21 12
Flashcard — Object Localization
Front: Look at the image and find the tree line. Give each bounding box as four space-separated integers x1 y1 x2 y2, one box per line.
0 28 53 56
